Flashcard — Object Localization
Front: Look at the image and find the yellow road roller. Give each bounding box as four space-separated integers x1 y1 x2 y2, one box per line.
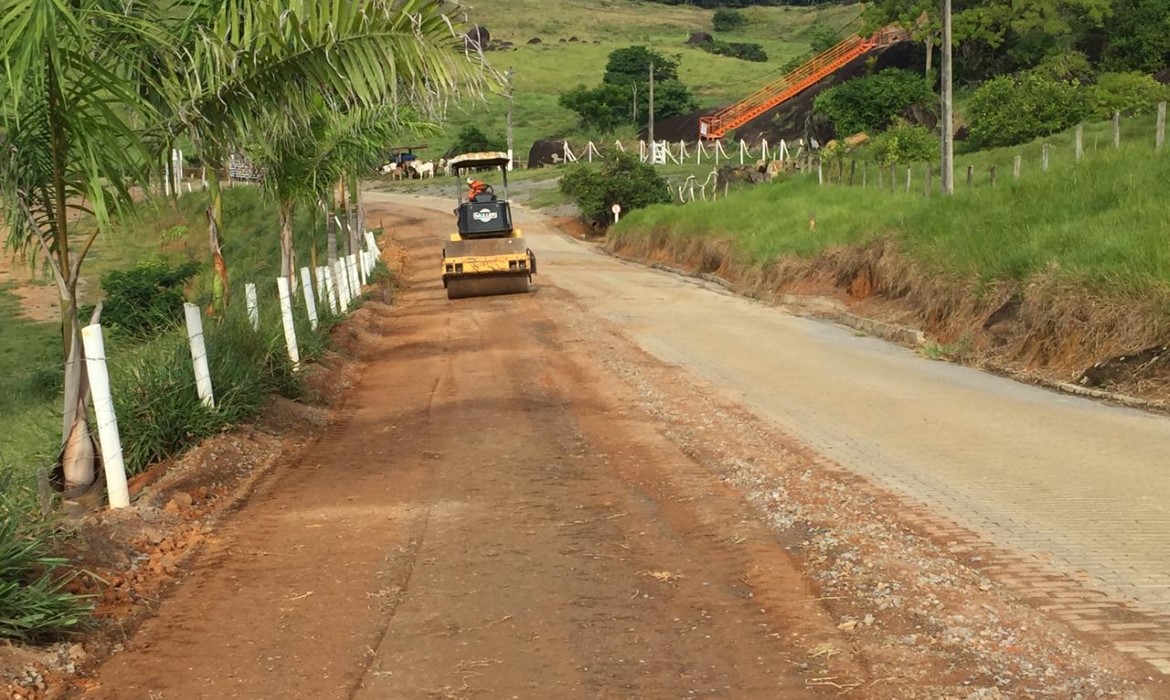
441 152 537 299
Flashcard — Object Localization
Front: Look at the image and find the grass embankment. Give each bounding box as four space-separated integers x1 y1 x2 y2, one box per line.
612 124 1170 383
1 185 367 640
0 186 357 498
428 1 860 156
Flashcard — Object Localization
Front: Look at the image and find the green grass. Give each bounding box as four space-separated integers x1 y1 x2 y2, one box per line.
426 0 862 157
0 185 351 498
614 126 1170 298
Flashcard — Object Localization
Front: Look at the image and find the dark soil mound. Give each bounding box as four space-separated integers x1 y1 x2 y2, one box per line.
686 32 713 46
642 108 721 142
528 37 542 44
528 139 567 168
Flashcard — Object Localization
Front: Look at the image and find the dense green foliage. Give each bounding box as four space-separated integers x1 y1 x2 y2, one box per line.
703 40 769 62
866 0 1170 81
713 9 747 32
1088 72 1170 118
560 153 673 227
96 258 201 339
809 22 842 53
967 71 1090 148
0 504 89 641
814 69 933 136
446 125 507 157
865 121 936 165
559 46 698 133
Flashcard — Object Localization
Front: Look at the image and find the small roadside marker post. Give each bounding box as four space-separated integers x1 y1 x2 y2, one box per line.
612 203 621 224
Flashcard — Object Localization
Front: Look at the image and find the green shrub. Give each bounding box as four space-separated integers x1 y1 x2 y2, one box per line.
809 22 839 53
445 125 506 158
98 256 200 339
1089 72 1170 119
712 9 746 32
967 71 1090 149
559 83 630 132
814 69 933 137
705 40 768 62
0 498 89 641
560 152 672 227
865 120 937 165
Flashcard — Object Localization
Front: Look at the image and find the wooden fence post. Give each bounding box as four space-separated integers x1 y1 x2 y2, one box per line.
1075 124 1084 161
817 158 823 185
862 161 868 188
1113 111 1121 150
1042 144 1050 172
889 164 896 193
989 165 997 186
1013 155 1021 181
849 160 856 186
905 165 912 194
924 163 932 197
1157 102 1166 152
877 164 883 189
966 164 973 187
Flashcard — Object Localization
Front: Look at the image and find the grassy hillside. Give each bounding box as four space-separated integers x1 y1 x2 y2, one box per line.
428 0 863 157
0 187 337 497
614 116 1170 294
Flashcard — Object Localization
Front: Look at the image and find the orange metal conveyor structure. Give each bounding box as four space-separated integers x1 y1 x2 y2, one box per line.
698 26 909 141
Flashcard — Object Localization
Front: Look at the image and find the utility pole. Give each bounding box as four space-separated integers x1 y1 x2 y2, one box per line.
506 67 515 172
648 62 655 147
940 0 954 195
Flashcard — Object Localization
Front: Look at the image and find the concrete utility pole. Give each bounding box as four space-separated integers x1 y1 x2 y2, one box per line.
940 0 954 195
506 67 515 172
648 62 655 147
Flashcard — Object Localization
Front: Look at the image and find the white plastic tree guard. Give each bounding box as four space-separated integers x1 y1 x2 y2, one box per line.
322 266 339 314
182 303 215 408
245 282 259 331
276 276 300 369
314 266 327 307
299 267 319 331
363 231 381 260
333 259 351 309
80 324 130 509
348 253 362 292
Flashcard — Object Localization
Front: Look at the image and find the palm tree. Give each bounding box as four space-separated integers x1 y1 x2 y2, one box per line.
170 0 488 313
0 0 172 500
247 100 432 288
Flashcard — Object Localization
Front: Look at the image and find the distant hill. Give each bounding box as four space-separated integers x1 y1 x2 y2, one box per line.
428 0 861 158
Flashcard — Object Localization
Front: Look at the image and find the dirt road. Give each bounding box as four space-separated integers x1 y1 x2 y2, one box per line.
75 196 1166 698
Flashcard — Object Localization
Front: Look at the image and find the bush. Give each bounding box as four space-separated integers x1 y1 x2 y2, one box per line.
966 71 1090 149
98 257 200 339
705 40 768 62
445 125 506 157
712 9 746 32
1089 72 1170 119
814 69 933 137
110 294 315 475
560 152 672 227
560 46 699 133
865 120 936 166
559 83 629 132
0 499 89 641
809 22 839 53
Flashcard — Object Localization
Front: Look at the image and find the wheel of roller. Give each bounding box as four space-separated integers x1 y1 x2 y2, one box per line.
446 275 530 299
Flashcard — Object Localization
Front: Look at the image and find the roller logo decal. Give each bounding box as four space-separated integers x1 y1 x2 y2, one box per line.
472 208 499 223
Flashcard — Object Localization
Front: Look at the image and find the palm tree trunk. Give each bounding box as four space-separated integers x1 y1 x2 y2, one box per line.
206 155 230 313
47 59 97 491
325 198 338 264
280 198 296 293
